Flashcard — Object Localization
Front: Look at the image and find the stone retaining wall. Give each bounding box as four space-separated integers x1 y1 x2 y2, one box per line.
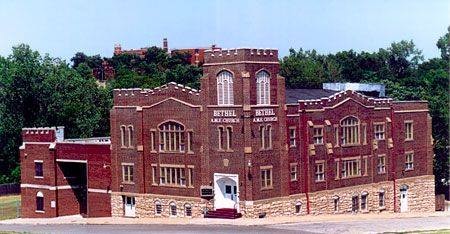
111 175 435 218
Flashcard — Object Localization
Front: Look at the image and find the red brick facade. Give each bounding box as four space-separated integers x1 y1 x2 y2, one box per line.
20 47 434 218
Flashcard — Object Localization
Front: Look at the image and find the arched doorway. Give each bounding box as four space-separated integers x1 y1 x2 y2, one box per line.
213 173 239 210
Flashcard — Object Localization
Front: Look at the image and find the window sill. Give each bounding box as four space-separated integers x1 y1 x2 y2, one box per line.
187 151 195 155
218 149 234 153
159 184 189 189
341 175 362 180
379 206 386 211
341 144 360 148
259 148 273 151
290 179 298 182
261 187 273 191
35 210 45 213
405 139 414 142
361 210 369 214
289 145 297 148
315 180 325 183
34 176 44 179
121 182 135 185
377 171 386 175
159 151 186 154
375 139 385 141
405 168 414 171
314 143 324 146
150 150 157 154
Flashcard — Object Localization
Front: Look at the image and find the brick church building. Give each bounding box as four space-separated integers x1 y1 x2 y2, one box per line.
20 48 435 218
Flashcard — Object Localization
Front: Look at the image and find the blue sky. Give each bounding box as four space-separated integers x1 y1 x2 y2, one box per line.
0 0 448 61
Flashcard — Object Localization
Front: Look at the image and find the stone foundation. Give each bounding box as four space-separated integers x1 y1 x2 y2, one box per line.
111 175 435 218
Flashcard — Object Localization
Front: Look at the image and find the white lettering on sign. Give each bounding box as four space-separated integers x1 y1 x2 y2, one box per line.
213 110 237 117
253 108 277 122
255 109 275 117
211 110 239 123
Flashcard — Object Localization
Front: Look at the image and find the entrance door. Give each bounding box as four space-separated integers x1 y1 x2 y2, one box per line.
124 196 136 217
400 185 408 212
213 173 239 211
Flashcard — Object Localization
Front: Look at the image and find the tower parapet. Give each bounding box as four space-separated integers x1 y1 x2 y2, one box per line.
203 48 278 65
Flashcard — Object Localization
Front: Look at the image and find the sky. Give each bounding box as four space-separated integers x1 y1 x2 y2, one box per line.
0 0 449 61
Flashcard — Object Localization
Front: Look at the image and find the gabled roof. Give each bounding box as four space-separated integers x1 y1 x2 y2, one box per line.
285 89 338 103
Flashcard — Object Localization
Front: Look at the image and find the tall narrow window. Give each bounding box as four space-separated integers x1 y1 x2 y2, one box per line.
313 127 323 144
289 127 296 147
170 202 177 216
315 162 325 182
405 152 414 170
152 166 157 185
333 197 340 212
290 163 298 181
218 126 225 150
188 168 194 187
36 191 44 212
35 161 43 178
362 123 367 145
226 126 233 150
341 116 359 145
256 70 270 105
378 155 386 174
128 125 134 147
120 125 126 147
405 121 413 140
266 125 272 149
155 201 162 215
259 125 265 149
159 121 185 152
150 130 156 152
217 70 234 105
185 204 192 217
361 193 368 211
187 131 194 152
260 167 273 189
374 123 385 140
379 192 385 208
342 159 361 178
122 164 134 183
334 125 339 147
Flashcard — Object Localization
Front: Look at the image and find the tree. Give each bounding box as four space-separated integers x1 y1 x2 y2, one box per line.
436 26 449 61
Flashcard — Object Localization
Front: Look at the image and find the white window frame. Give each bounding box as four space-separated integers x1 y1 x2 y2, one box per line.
313 127 323 145
122 163 134 183
340 116 360 146
341 158 361 178
377 155 386 174
315 161 325 182
256 70 270 105
405 121 414 141
374 122 385 140
405 152 414 170
290 163 298 181
260 166 273 190
217 70 234 106
289 127 296 147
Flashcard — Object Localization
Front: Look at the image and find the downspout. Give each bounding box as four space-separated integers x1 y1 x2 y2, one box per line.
53 144 59 217
389 102 397 212
141 108 146 193
300 104 310 214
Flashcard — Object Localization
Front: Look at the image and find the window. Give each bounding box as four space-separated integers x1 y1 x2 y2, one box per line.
185 204 192 217
159 167 186 187
260 125 272 150
361 193 368 211
341 116 359 145
334 125 339 146
379 192 385 208
313 127 323 144
342 159 361 178
405 121 413 140
35 161 43 178
256 70 270 105
170 202 177 216
333 197 339 212
128 125 134 147
374 123 385 140
187 131 194 152
362 123 367 145
159 121 185 152
405 152 414 170
289 127 296 147
295 202 301 214
36 191 44 212
290 164 298 181
260 167 273 189
120 125 126 147
155 201 162 215
217 70 234 105
226 126 232 150
377 155 386 174
122 164 134 183
352 196 359 212
315 162 325 182
188 168 194 187
218 126 232 150
152 166 157 185
150 130 156 151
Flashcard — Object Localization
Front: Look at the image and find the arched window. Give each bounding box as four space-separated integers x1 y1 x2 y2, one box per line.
184 203 192 217
217 71 234 105
340 116 360 145
36 191 44 211
128 125 134 147
155 201 162 215
120 125 126 147
159 121 185 152
169 202 177 216
256 71 270 105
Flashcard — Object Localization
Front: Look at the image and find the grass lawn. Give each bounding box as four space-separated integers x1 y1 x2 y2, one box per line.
0 195 20 220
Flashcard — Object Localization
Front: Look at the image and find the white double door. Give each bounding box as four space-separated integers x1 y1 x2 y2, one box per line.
214 173 239 211
400 187 408 212
124 196 136 217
